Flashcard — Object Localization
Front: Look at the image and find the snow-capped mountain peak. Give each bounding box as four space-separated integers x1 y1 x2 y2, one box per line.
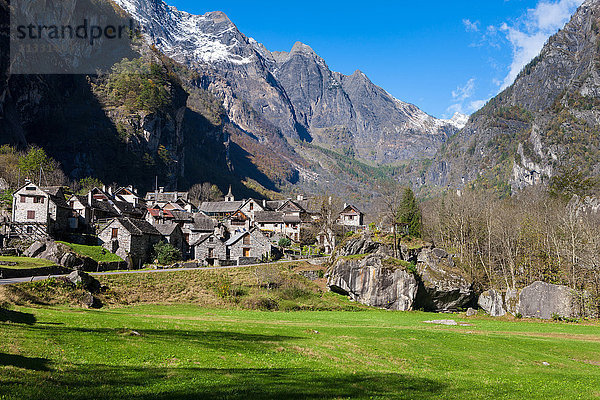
113 0 255 65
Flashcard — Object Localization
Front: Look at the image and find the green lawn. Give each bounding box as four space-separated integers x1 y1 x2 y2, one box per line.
0 256 57 270
57 242 124 263
1 305 599 399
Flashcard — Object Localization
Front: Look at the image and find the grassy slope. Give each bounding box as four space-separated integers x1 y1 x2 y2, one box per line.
57 242 124 263
0 256 57 270
1 305 599 399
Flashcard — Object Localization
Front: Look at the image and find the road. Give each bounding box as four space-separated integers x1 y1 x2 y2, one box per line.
0 258 327 286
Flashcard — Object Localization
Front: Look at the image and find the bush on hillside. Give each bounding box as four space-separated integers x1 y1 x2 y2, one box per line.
153 242 182 265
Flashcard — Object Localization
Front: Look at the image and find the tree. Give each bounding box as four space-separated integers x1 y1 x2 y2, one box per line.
16 147 66 186
278 237 291 248
153 242 182 265
399 186 422 238
189 182 224 206
75 177 104 195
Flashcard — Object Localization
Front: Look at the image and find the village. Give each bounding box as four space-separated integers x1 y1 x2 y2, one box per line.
0 181 366 268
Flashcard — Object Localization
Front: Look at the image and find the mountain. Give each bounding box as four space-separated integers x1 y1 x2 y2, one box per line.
427 0 600 195
112 0 465 164
0 0 466 208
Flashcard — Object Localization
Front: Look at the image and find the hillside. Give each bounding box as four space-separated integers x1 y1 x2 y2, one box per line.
427 0 600 195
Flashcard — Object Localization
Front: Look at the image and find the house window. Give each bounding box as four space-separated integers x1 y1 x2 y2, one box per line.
243 248 250 257
26 226 33 234
70 201 75 208
184 233 190 243
243 235 250 245
27 210 35 220
20 195 26 203
208 248 214 258
209 237 214 243
111 228 119 239
33 196 41 204
249 203 254 211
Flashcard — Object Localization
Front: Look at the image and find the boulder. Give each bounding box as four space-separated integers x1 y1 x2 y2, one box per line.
23 240 47 258
478 289 506 317
336 234 382 257
60 253 84 269
80 291 102 309
415 248 474 312
399 242 429 264
68 270 101 293
328 255 419 311
37 241 70 264
504 289 520 315
518 281 577 319
466 307 477 317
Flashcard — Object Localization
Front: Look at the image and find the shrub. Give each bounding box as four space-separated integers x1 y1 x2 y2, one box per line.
244 296 279 311
278 238 291 248
213 275 232 299
153 242 181 265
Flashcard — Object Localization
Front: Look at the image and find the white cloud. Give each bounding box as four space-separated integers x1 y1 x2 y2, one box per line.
498 0 584 89
452 78 476 102
463 19 480 32
447 78 486 115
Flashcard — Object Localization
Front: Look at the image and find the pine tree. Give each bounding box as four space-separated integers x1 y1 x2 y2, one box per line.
399 187 422 238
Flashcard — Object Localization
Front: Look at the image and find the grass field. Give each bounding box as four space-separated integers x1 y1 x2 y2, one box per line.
1 305 600 399
57 242 124 263
0 256 57 270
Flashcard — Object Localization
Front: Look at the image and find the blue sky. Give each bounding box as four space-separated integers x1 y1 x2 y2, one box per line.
169 0 583 119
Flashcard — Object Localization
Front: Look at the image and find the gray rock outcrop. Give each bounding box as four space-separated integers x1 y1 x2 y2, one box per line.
328 255 419 311
518 281 577 319
478 289 506 317
68 270 101 293
415 248 475 312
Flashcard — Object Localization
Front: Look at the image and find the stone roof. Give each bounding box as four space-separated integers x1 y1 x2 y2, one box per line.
154 223 179 236
192 233 216 246
254 211 284 223
225 229 250 246
170 210 194 222
340 204 363 215
116 218 161 236
145 191 189 203
283 215 302 224
191 214 216 231
199 201 244 214
41 186 70 209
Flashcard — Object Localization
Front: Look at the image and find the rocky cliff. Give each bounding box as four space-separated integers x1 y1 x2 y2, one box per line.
112 0 465 165
327 234 475 312
427 0 600 194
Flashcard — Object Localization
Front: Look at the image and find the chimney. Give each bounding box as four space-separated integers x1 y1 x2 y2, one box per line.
159 187 164 193
88 191 93 206
263 199 266 208
102 185 106 193
344 203 348 209
297 195 304 201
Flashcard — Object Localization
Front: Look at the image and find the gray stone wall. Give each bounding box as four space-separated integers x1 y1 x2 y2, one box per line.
228 230 272 261
12 186 49 224
194 236 227 263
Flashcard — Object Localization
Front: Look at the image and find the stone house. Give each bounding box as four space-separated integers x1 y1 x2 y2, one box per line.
225 227 273 265
225 209 251 232
114 186 144 208
145 188 194 212
98 217 162 269
338 204 364 228
11 181 70 240
67 188 144 230
193 233 227 266
238 198 265 220
254 211 302 242
154 223 186 255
